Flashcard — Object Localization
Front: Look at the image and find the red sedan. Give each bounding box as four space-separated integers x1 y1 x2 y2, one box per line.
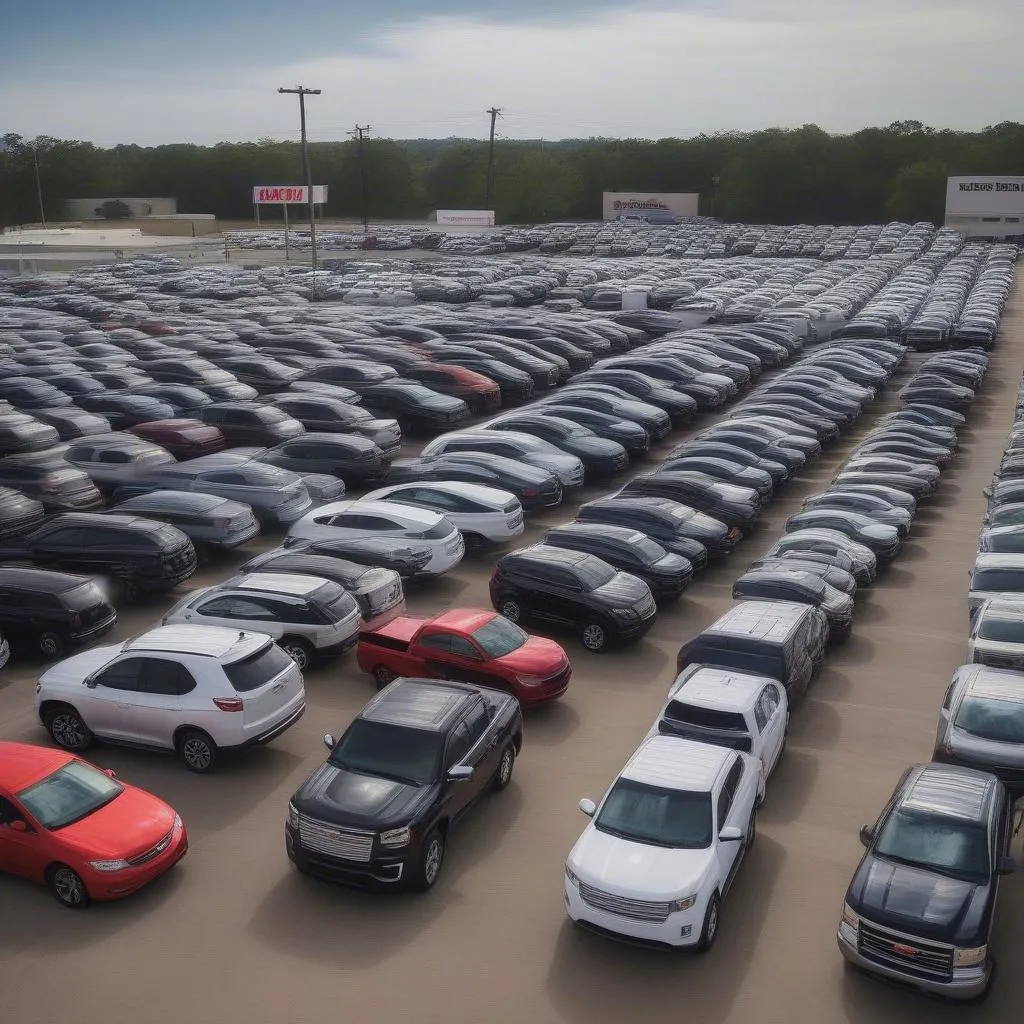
130 419 226 460
357 608 571 704
0 742 187 908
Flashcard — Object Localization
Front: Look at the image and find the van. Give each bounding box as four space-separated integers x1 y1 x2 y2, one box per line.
675 600 829 701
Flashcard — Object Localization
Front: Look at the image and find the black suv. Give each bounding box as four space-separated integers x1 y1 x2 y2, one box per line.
198 402 305 447
0 513 197 600
837 763 1014 1002
286 677 522 891
359 380 470 436
489 545 657 652
621 471 761 536
0 566 117 658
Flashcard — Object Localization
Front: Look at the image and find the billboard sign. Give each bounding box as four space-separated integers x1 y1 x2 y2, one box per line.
946 177 1024 216
602 192 699 220
436 210 495 227
253 185 329 204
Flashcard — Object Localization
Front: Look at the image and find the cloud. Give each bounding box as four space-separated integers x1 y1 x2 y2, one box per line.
2 0 1022 145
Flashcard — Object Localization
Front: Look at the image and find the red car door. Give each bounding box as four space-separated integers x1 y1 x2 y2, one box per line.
0 793 47 883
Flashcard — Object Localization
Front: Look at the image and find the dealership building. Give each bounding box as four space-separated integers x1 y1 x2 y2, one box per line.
945 176 1024 239
602 192 700 220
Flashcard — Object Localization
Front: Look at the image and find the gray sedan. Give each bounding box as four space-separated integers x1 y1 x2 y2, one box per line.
109 490 260 552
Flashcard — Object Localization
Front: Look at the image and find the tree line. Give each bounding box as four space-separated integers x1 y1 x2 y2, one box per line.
2 121 1023 231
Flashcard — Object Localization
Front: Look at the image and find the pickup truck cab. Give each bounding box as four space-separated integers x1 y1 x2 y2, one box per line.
357 608 570 704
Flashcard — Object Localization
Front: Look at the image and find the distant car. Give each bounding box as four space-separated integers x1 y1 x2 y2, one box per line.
669 440 788 485
0 408 60 455
762 528 877 586
162 573 362 671
32 407 112 441
0 567 116 659
197 402 305 447
217 356 304 394
622 471 761 536
357 608 570 703
0 377 74 409
659 456 773 500
403 362 503 416
745 555 857 597
75 392 176 430
785 508 901 562
486 413 629 476
35 625 306 771
287 677 522 890
61 433 176 491
573 368 698 424
296 359 398 392
534 404 650 455
248 433 391 484
0 485 46 538
265 393 402 455
732 567 854 641
0 742 188 907
129 419 226 460
489 545 657 652
132 383 214 414
109 490 260 553
0 452 104 512
555 385 672 439
286 536 433 579
422 350 534 404
422 429 584 488
978 526 1024 554
359 380 470 436
824 481 917 514
238 548 405 627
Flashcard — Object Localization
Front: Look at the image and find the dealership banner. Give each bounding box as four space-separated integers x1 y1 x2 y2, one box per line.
946 177 1024 217
602 192 699 220
436 210 495 227
253 185 329 204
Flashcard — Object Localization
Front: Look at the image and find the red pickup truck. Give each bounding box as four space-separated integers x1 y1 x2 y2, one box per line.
356 608 571 705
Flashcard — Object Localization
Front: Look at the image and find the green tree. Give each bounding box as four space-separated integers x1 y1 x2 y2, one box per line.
886 159 949 222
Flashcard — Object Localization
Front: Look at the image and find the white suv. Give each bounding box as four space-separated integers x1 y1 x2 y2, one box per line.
647 664 788 778
35 625 305 772
161 573 362 670
564 735 763 950
361 481 524 547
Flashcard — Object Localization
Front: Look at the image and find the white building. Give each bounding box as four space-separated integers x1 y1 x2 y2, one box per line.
945 177 1024 239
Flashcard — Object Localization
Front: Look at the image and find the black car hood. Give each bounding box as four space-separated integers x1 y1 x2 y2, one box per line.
293 762 434 830
593 571 652 606
848 854 991 945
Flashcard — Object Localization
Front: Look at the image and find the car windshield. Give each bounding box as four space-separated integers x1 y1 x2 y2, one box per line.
576 558 617 589
329 719 443 787
977 613 1024 643
18 760 123 830
63 582 105 610
472 617 528 657
627 533 666 563
972 569 1024 593
875 808 990 883
225 643 293 692
595 779 712 849
955 697 1024 744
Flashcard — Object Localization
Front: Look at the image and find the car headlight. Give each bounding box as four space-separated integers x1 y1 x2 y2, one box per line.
670 894 698 912
611 607 639 621
379 826 411 848
564 863 580 888
88 858 131 872
172 813 183 833
287 803 300 829
516 674 546 687
840 903 860 929
953 945 987 968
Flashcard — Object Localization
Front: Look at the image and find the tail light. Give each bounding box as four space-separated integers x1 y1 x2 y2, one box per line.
521 489 538 498
213 697 244 712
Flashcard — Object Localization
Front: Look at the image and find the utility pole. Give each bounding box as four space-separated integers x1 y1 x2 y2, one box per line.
348 125 372 233
485 107 502 212
30 143 46 228
277 85 321 271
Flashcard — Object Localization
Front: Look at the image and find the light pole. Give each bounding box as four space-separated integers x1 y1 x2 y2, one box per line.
277 85 321 271
30 143 46 228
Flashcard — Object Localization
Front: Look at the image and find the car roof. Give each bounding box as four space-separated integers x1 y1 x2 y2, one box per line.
431 608 498 633
314 499 442 525
902 763 993 824
115 490 232 513
548 522 645 543
48 512 163 533
124 624 269 662
68 432 155 450
506 544 594 568
0 566 90 593
954 663 1024 702
706 600 814 640
973 553 1024 570
0 741 74 792
623 734 731 792
386 481 511 505
739 568 822 589
674 665 774 710
361 677 478 731
224 573 328 597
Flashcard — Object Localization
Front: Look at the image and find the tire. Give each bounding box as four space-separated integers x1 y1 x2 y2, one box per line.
38 631 65 659
373 664 396 690
47 864 91 909
696 893 721 953
493 744 515 791
411 829 445 892
176 729 218 773
280 637 314 672
45 706 93 752
579 621 609 652
500 599 522 624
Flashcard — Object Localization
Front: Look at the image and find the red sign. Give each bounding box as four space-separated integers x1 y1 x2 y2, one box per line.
252 186 328 204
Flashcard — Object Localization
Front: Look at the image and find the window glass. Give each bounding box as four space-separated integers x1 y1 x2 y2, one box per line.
472 617 527 658
446 722 473 767
716 785 733 829
95 658 144 691
955 697 1024 744
876 809 990 883
450 636 481 660
753 698 769 732
17 761 123 830
418 633 451 652
0 795 26 825
197 596 276 620
225 644 293 692
977 613 1024 643
596 779 712 849
574 558 616 589
139 659 196 696
98 450 131 464
463 701 490 744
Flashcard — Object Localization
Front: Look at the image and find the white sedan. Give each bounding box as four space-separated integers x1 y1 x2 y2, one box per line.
564 735 763 950
286 499 465 577
361 481 524 547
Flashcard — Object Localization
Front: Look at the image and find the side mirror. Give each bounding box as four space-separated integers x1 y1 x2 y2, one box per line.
105 769 117 779
447 765 474 782
578 798 597 817
322 733 334 751
719 825 744 842
9 820 29 833
859 825 875 848
997 856 1016 876
84 676 97 689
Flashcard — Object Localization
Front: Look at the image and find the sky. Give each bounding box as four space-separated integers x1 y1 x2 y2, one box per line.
2 0 1023 146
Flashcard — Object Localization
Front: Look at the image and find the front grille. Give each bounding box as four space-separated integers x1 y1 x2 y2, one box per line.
543 664 571 688
858 920 953 979
506 511 524 528
636 593 657 618
128 826 175 866
297 815 374 862
578 881 671 922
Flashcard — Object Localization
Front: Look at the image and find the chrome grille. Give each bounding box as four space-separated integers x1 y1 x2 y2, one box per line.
858 920 953 978
128 826 175 866
578 881 671 922
297 815 374 862
636 593 657 618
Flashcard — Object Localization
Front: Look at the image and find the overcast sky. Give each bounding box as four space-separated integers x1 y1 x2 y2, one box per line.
3 0 1022 146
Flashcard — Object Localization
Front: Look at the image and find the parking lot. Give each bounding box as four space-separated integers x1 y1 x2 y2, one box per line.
0 277 1021 1024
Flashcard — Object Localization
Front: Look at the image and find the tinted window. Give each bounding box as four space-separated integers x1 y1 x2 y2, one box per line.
977 614 1024 643
418 633 451 652
596 779 712 849
955 697 1024 743
224 644 294 692
450 636 481 659
446 722 473 767
574 558 616 589
197 596 277 620
329 719 443 785
876 808 990 883
63 582 105 611
95 658 144 691
138 659 196 696
472 617 528 658
627 534 666 563
666 701 747 733
462 701 490 744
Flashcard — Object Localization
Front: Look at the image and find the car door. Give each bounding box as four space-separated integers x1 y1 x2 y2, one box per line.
128 657 197 749
83 656 147 741
414 631 459 680
32 526 92 574
0 792 45 882
714 757 748 889
460 699 501 801
756 683 787 774
527 564 577 624
442 720 477 820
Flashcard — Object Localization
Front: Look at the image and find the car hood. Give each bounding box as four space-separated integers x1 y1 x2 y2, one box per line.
39 644 121 688
594 571 652 606
848 854 989 945
59 785 177 860
569 825 715 900
292 762 432 830
496 635 569 675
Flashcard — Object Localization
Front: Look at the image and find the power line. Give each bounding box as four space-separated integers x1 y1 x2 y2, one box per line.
348 125 372 233
277 85 321 272
485 107 503 211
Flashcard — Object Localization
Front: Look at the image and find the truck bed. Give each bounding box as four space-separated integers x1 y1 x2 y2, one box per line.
359 614 427 651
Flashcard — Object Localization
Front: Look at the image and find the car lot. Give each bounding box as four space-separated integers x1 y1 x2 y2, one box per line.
0 286 1022 1024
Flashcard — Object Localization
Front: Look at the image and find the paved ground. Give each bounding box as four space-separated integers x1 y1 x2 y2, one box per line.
2 278 1024 1024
